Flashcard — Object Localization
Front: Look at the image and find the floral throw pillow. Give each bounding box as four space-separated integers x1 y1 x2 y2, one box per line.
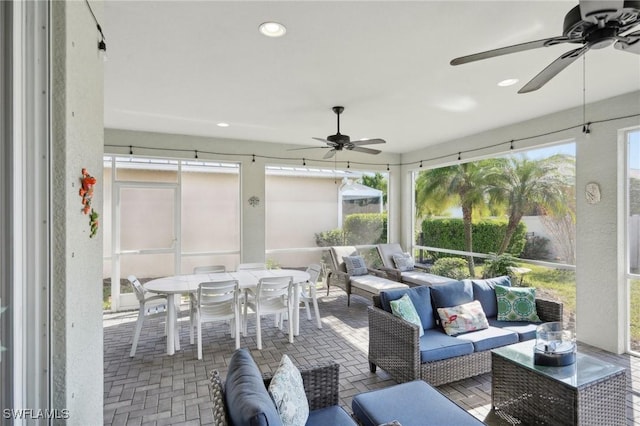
208 370 228 426
436 300 489 336
342 255 368 276
268 354 309 426
495 284 541 322
390 294 424 336
392 253 415 272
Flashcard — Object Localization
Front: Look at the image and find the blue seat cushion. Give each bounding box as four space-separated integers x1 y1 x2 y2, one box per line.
471 276 511 317
488 318 538 341
306 406 356 426
456 326 519 352
430 280 473 309
352 380 484 426
225 348 282 426
379 286 435 329
419 329 474 362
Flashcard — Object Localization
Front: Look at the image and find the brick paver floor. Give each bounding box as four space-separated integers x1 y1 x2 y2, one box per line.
104 287 640 425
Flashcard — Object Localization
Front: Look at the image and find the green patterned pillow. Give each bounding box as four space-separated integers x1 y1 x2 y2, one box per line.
390 294 424 336
495 284 541 322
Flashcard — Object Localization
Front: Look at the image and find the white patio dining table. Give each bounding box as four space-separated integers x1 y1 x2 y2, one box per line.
144 268 310 355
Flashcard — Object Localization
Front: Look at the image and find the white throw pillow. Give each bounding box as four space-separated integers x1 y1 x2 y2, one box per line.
268 354 309 426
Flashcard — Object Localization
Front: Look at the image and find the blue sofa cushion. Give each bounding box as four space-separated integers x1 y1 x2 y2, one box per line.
488 318 538 341
471 276 511 317
419 329 474 362
225 348 282 426
430 280 473 309
456 326 519 352
306 406 355 426
352 380 484 426
379 286 435 330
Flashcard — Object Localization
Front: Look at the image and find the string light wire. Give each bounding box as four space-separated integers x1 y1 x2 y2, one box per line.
105 112 639 169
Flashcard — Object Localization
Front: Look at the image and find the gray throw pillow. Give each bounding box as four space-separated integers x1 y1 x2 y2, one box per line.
343 255 368 276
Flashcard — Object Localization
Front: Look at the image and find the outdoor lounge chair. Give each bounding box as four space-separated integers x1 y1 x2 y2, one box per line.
376 243 457 286
327 246 408 306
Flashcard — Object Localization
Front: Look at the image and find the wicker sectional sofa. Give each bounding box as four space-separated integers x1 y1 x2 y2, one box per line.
368 276 563 386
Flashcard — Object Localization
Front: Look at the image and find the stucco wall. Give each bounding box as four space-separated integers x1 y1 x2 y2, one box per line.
51 1 104 422
104 129 401 264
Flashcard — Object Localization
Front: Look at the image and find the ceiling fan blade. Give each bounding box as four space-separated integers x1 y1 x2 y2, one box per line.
312 137 329 143
450 36 574 66
323 149 337 159
349 146 382 155
518 43 592 93
287 146 329 151
615 30 640 53
351 138 386 146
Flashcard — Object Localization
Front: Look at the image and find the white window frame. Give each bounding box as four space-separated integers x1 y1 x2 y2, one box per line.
624 127 640 355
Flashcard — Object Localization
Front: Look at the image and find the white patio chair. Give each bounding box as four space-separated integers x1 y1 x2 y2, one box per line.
299 263 323 329
196 280 240 360
190 265 227 343
127 275 178 357
236 262 267 271
243 276 293 350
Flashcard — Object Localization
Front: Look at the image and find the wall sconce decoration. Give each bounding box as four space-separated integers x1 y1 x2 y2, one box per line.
248 196 260 207
79 168 100 238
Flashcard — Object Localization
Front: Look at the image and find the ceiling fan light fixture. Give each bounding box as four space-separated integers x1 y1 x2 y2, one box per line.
497 78 519 87
259 22 287 38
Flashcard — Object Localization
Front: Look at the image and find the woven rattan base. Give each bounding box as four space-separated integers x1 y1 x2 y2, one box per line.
492 347 626 425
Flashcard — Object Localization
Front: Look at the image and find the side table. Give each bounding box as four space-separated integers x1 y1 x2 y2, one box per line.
491 340 626 425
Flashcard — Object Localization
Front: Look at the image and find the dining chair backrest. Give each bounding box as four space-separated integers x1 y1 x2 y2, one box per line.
256 276 293 300
197 280 238 316
306 264 322 288
193 265 226 274
237 262 267 271
128 275 148 303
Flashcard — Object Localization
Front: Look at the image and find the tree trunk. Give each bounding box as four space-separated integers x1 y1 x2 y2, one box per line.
462 204 475 277
498 213 523 254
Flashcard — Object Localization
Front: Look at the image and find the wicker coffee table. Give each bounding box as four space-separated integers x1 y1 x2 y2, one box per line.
491 340 626 425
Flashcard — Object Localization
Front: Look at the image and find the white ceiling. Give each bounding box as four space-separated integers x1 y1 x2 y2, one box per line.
104 1 640 155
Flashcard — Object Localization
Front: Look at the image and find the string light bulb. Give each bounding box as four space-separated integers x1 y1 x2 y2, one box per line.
458 152 461 161
302 158 306 166
252 154 255 163
195 150 198 159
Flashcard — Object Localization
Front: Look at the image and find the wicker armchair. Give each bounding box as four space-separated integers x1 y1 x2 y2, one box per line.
263 362 340 412
368 295 563 386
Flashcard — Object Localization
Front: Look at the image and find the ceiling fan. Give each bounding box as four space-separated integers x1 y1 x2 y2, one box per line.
450 0 640 93
308 106 386 159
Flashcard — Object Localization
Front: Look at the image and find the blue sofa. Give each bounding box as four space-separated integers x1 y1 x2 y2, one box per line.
218 348 356 426
368 276 563 386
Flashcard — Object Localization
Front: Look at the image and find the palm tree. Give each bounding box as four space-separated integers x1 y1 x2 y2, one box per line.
416 160 498 276
489 155 574 254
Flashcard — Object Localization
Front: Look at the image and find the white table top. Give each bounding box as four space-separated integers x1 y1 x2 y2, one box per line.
144 269 310 294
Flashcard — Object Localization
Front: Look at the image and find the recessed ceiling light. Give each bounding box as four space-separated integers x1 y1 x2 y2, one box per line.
217 122 229 127
259 22 286 38
497 78 519 87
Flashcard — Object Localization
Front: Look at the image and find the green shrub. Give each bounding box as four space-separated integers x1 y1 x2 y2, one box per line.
430 257 470 280
421 218 526 258
482 252 519 279
314 229 346 247
344 213 387 245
